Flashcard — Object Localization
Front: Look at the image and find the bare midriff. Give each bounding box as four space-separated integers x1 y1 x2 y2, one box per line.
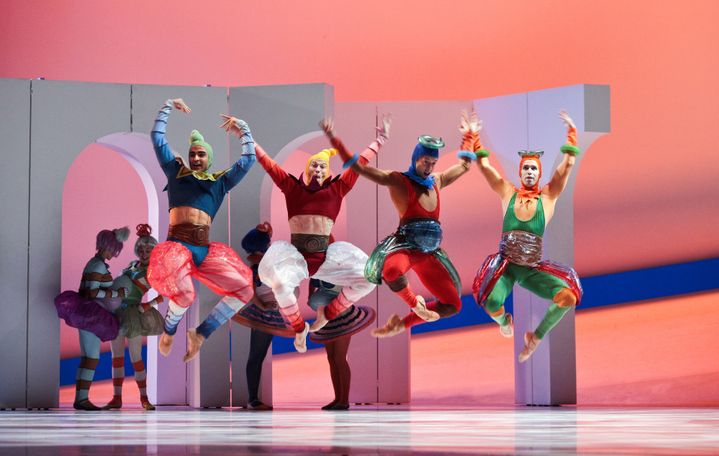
288 214 334 235
169 206 212 226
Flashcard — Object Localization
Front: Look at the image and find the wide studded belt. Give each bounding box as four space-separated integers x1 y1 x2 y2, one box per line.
499 230 543 267
291 233 329 253
168 223 210 247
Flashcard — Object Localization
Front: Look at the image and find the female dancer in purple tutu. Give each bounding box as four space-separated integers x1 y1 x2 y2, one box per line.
55 226 130 410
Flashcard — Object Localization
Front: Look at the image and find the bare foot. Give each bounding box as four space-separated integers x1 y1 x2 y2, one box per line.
158 332 174 357
411 296 439 322
371 314 405 338
183 329 205 362
518 331 541 363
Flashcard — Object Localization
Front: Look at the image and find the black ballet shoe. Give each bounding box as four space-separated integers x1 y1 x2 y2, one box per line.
327 403 350 411
248 400 273 411
321 400 338 410
73 399 102 411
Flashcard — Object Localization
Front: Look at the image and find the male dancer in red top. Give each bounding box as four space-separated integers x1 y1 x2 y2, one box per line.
222 115 383 352
324 113 478 337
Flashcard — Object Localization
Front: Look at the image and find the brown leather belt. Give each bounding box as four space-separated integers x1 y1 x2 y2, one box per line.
168 223 210 247
499 230 543 267
291 233 329 253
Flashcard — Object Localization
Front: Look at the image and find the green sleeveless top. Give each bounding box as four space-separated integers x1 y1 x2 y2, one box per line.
502 192 545 236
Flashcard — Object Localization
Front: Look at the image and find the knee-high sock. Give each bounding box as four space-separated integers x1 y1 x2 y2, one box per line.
112 356 124 397
196 296 246 339
164 300 188 335
133 360 147 397
76 330 101 402
109 336 126 398
127 337 147 399
75 357 99 402
325 290 353 320
534 303 571 339
274 285 306 333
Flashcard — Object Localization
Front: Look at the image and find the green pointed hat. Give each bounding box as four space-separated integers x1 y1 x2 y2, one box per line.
188 129 214 169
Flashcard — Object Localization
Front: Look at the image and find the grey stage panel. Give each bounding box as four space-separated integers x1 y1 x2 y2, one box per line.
132 84 232 407
228 83 333 406
0 79 31 408
333 101 382 404
372 100 473 403
475 84 610 405
29 80 131 408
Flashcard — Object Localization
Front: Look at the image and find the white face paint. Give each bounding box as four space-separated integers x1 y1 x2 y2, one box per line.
308 159 329 183
520 159 540 188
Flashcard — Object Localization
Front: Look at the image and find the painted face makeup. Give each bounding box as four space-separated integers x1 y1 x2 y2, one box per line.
308 159 329 183
520 159 540 188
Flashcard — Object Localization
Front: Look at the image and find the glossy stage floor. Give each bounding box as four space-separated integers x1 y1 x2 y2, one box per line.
1 406 718 455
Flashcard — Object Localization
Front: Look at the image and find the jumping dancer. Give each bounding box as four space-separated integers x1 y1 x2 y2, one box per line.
148 98 256 362
324 113 476 338
472 110 583 362
221 115 380 352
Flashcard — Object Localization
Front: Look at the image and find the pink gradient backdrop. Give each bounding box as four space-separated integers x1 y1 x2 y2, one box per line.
5 1 717 275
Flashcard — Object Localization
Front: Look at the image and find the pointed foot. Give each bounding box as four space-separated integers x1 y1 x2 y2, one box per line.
183 329 205 362
499 313 514 338
158 332 174 357
294 323 310 353
518 331 541 363
309 306 329 333
371 314 405 338
411 296 439 322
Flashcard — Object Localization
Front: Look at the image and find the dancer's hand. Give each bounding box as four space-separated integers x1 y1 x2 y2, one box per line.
376 114 392 145
559 110 576 130
169 98 191 113
219 114 251 137
320 117 335 138
459 110 482 134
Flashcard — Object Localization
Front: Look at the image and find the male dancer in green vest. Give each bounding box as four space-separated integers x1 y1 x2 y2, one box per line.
472 110 583 363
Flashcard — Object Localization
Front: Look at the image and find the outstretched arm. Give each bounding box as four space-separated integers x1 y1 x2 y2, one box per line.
218 115 257 191
220 115 293 193
151 99 191 175
545 110 579 199
437 111 480 189
321 117 398 187
468 111 514 198
437 160 471 189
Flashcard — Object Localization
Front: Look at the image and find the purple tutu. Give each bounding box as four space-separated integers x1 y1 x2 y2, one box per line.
54 290 119 341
